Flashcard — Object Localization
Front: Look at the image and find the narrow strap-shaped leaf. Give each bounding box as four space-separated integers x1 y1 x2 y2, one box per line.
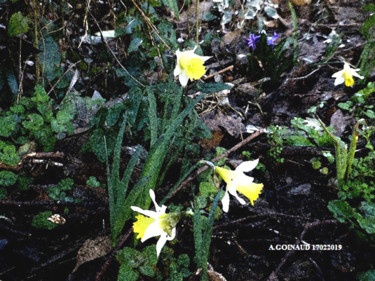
104 136 115 237
193 199 203 269
202 189 222 264
112 176 149 244
147 87 158 147
139 94 205 210
117 146 143 207
112 113 127 206
170 85 183 122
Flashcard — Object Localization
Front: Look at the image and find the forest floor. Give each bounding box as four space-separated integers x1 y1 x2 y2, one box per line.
1 0 375 280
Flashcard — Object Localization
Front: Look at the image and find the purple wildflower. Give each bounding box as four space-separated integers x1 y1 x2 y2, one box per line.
246 33 261 49
267 32 279 46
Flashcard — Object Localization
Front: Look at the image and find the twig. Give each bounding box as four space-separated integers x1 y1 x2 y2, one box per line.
0 151 65 171
167 129 265 200
203 65 234 80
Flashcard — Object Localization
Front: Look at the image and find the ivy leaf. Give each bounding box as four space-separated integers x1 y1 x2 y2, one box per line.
22 113 44 130
161 0 179 19
39 36 62 81
0 116 17 137
327 200 354 223
8 12 30 37
128 37 143 53
7 71 18 95
0 171 18 187
0 144 20 166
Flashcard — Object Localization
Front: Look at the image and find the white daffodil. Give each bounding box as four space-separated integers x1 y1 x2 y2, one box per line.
215 159 263 212
131 189 180 257
332 62 364 87
173 46 211 87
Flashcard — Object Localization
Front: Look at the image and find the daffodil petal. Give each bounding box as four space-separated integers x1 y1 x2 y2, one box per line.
141 220 165 242
221 190 230 213
131 206 159 219
236 159 259 173
156 233 168 257
334 76 345 86
232 190 247 205
352 71 364 79
234 173 254 186
149 189 166 213
173 64 182 77
179 71 190 87
236 183 263 206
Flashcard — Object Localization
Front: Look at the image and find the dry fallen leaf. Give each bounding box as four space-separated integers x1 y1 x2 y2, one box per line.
72 235 112 273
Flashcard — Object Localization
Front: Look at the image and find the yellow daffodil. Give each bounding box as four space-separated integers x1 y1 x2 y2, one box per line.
173 46 211 87
215 159 263 212
131 189 180 257
332 62 364 87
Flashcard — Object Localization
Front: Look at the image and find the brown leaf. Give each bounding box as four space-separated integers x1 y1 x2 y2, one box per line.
72 235 112 273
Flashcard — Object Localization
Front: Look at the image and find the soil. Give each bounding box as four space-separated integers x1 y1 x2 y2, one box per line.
1 0 375 280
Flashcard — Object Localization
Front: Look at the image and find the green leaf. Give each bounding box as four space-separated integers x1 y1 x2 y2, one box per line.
264 6 278 19
199 182 217 197
0 171 18 187
39 36 62 81
117 247 141 267
364 109 375 119
177 254 190 267
22 113 44 130
0 144 20 166
32 85 49 103
7 71 18 95
361 14 375 39
357 269 375 281
58 178 74 191
0 116 17 137
106 103 125 127
0 188 7 199
195 82 233 93
327 200 354 223
31 211 57 230
284 135 314 146
139 265 155 277
142 245 158 265
128 37 143 53
86 176 101 188
161 0 179 19
8 12 30 37
147 87 158 147
364 4 375 12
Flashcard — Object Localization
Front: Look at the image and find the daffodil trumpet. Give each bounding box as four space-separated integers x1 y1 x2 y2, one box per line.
131 189 180 257
213 159 263 212
173 46 211 87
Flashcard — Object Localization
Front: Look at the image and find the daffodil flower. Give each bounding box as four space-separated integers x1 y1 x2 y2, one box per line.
332 62 364 87
131 189 180 257
173 46 211 87
214 159 263 212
